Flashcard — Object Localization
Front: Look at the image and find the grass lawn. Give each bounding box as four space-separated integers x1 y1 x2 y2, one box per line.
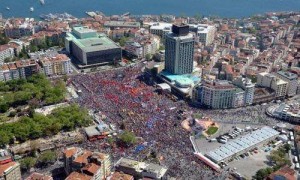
206 126 218 135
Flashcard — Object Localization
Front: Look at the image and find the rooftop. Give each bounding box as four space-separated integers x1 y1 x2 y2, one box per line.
0 162 18 177
25 172 53 180
104 21 140 28
64 147 80 158
206 126 279 163
67 30 120 53
84 124 110 137
65 172 92 180
40 54 70 64
160 71 200 85
115 158 145 171
277 71 298 80
109 172 134 180
82 163 100 175
73 150 92 164
143 163 168 179
0 45 10 52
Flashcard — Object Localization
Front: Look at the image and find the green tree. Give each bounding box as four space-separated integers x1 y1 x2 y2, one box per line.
0 103 9 113
159 45 165 51
37 150 56 167
119 130 137 146
4 57 11 63
119 37 128 47
0 33 9 45
0 131 10 146
29 44 38 52
19 157 37 171
145 54 152 61
254 168 270 180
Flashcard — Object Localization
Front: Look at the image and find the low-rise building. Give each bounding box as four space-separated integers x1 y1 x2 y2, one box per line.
104 21 140 29
257 72 288 98
107 172 134 180
15 59 39 79
0 60 39 82
25 172 53 180
233 76 255 105
267 101 300 123
206 126 279 163
114 158 167 180
0 45 14 65
39 54 71 76
63 147 111 179
276 71 298 97
193 80 241 109
4 18 35 38
124 42 143 58
0 161 21 180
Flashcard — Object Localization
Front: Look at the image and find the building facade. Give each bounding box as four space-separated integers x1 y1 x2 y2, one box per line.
189 24 216 46
276 71 298 97
233 76 255 105
65 26 122 67
63 147 112 180
0 45 14 65
0 162 21 180
165 24 195 75
257 72 288 98
40 54 71 76
193 80 239 109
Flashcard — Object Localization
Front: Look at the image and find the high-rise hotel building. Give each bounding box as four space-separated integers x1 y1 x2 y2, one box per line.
165 24 195 75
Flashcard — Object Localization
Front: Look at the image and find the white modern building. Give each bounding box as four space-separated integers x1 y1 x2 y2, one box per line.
149 22 172 40
257 72 288 98
233 76 255 105
189 24 216 46
165 24 195 75
193 80 239 109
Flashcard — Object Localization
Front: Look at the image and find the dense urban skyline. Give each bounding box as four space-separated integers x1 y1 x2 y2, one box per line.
0 6 299 180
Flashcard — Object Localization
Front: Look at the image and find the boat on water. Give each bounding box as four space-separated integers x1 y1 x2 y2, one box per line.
6 7 10 10
30 7 34 12
40 0 45 5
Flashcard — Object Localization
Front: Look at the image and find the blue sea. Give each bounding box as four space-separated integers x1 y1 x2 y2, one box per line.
0 0 299 19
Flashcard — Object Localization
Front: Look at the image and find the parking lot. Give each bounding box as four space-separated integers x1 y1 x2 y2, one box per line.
192 123 286 178
227 147 271 179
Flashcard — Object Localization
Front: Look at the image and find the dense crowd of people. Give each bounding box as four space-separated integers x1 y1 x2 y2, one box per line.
69 63 283 179
70 63 224 179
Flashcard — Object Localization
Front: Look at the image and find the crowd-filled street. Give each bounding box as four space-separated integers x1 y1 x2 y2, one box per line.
68 63 283 179
69 63 225 179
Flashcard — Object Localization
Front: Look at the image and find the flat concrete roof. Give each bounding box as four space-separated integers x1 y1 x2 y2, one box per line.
104 21 140 28
277 71 298 80
206 126 279 163
67 32 120 53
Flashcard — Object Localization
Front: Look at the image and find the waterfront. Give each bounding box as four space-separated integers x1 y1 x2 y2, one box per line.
0 0 300 19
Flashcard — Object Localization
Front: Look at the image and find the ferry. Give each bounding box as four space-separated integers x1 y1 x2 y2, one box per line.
30 7 34 12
